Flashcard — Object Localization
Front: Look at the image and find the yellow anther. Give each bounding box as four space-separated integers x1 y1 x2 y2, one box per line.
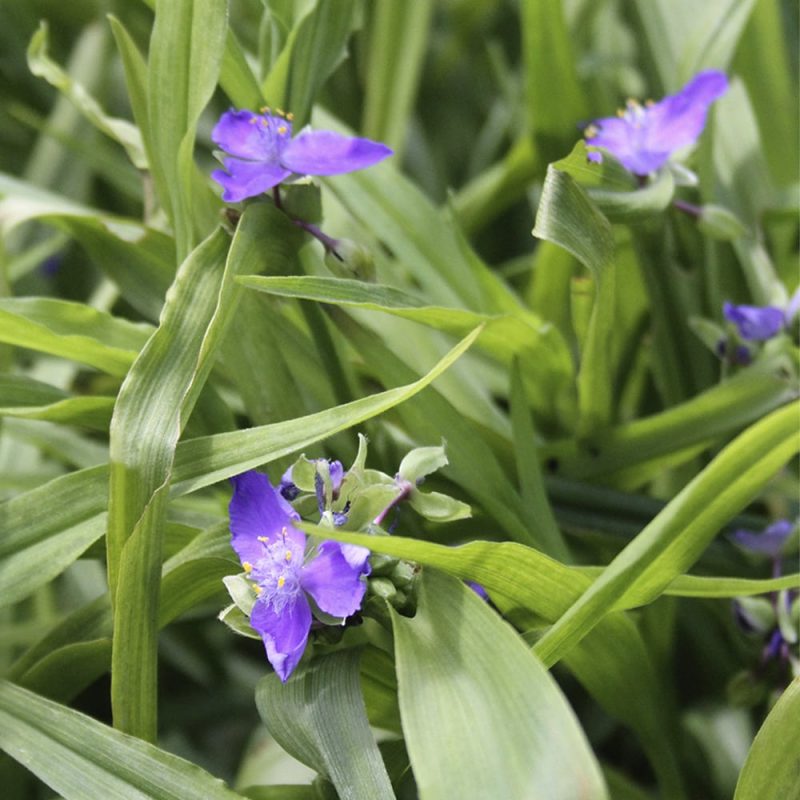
258 536 269 543
276 108 285 117
253 584 263 595
277 125 288 135
277 576 286 589
260 106 270 114
243 561 253 574
616 108 626 118
248 117 258 125
285 550 292 562
286 112 294 121
584 124 598 139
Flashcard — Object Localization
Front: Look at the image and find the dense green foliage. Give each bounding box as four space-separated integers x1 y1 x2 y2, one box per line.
0 1 797 798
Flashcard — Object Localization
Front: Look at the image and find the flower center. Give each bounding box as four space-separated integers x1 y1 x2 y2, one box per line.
247 110 293 162
250 534 303 613
620 98 648 127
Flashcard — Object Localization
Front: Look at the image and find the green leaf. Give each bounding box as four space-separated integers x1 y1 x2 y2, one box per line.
238 274 575 429
533 165 616 436
27 22 147 169
734 677 800 800
0 297 151 376
262 0 360 128
632 0 757 90
361 0 434 156
109 206 297 740
256 650 395 800
0 172 175 319
171 324 481 493
315 109 521 315
534 401 800 667
541 358 797 485
0 375 113 429
520 0 587 164
146 0 227 258
0 680 244 800
509 360 570 561
391 571 608 799
0 515 106 610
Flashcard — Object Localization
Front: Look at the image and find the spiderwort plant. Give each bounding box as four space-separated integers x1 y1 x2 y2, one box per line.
584 70 728 175
228 471 370 681
210 108 393 202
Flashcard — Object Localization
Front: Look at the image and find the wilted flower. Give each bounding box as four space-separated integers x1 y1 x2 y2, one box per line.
211 109 392 202
229 471 370 681
585 70 728 175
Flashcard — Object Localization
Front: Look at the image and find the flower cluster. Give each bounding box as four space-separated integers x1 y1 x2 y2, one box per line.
228 471 370 681
211 108 392 202
223 441 472 681
585 70 728 175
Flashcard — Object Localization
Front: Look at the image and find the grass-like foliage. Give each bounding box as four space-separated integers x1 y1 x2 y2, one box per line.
0 1 797 798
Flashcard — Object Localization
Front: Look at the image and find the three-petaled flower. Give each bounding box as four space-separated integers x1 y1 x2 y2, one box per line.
229 471 370 681
211 108 392 202
585 70 728 175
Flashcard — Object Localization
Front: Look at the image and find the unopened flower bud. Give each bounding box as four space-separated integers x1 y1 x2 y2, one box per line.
698 205 747 241
325 239 375 281
390 560 418 589
369 552 398 576
368 577 398 604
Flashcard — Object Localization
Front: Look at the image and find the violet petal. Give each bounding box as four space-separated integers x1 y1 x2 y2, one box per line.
250 594 312 682
300 540 369 618
281 130 392 176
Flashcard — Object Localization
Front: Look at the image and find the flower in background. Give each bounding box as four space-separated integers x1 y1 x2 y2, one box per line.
211 108 392 202
731 520 794 559
229 471 370 681
723 288 800 342
585 70 728 175
723 303 786 341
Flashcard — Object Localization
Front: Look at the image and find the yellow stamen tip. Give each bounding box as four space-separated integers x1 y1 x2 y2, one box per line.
258 536 269 543
584 124 598 139
243 561 253 573
286 112 294 121
285 550 292 562
254 584 263 595
277 125 288 135
277 576 286 589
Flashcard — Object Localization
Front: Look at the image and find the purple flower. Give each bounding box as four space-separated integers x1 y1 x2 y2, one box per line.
732 520 794 558
723 301 790 341
211 109 392 202
229 471 370 681
585 71 728 175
